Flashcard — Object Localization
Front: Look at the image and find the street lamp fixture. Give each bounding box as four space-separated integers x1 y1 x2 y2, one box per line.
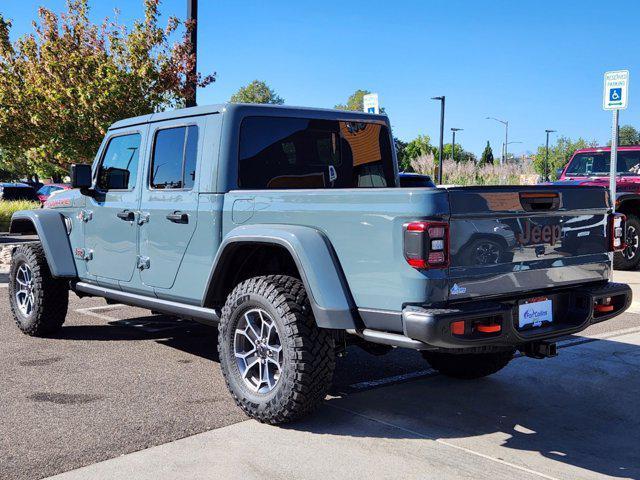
486 116 509 165
431 96 446 184
451 128 463 162
545 129 557 181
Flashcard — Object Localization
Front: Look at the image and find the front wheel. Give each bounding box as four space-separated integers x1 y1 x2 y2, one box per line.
614 214 640 271
422 350 514 379
9 242 69 336
218 275 335 424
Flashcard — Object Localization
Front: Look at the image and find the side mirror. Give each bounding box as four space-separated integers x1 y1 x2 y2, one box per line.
555 168 564 177
70 164 92 189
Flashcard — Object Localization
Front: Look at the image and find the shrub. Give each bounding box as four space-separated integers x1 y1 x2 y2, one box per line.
410 153 538 186
0 200 40 232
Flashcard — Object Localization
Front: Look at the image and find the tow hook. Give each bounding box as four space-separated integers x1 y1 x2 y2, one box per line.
521 341 558 359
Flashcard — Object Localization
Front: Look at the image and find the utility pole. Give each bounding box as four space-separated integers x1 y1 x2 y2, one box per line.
451 128 463 162
544 129 556 181
432 96 445 184
486 117 508 164
185 0 198 108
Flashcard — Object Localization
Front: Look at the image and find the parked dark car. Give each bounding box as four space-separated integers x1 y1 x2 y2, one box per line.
399 172 436 187
0 183 39 202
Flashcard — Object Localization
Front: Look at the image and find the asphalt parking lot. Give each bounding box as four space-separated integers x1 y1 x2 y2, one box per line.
2 274 640 480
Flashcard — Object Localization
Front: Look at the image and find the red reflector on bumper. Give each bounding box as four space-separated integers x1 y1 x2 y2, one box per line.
476 324 501 333
451 321 465 335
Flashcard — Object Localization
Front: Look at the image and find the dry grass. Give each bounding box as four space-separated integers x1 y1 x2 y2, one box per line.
410 154 539 186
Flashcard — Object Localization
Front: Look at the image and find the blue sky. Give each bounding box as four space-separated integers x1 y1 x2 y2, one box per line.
3 0 640 157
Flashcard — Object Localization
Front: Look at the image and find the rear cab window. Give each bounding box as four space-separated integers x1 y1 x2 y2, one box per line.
238 116 396 189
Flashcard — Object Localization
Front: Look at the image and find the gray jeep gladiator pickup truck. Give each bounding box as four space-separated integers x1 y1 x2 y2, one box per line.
8 103 632 424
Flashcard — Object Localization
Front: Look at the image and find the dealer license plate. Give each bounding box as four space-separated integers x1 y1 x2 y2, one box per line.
518 297 553 329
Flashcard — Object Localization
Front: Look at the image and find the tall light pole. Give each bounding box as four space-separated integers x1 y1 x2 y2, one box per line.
432 96 445 184
186 0 198 108
545 129 556 181
451 128 463 162
486 117 508 164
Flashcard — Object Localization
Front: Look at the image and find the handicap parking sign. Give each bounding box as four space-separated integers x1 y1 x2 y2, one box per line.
603 70 629 110
610 88 622 102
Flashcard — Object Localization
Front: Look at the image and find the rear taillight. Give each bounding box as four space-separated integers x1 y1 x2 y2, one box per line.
403 221 449 269
609 213 626 252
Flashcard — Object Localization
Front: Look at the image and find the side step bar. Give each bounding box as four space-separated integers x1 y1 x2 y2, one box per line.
73 282 220 326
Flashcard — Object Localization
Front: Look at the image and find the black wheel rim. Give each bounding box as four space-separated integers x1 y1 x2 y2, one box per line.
624 225 639 261
473 241 500 265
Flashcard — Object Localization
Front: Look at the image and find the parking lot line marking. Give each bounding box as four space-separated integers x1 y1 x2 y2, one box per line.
330 404 561 480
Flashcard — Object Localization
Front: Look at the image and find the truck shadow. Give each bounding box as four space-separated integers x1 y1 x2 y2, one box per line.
51 315 220 361
286 337 640 479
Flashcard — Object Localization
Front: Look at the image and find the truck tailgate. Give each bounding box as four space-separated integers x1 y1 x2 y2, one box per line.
446 185 611 301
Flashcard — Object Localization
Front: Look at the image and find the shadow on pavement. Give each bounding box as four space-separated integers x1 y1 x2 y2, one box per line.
49 315 220 361
286 337 640 479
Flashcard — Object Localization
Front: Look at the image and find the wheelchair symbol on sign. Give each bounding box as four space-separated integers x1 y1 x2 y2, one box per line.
610 88 622 102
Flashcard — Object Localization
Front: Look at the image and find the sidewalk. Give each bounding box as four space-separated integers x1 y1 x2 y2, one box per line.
47 330 640 480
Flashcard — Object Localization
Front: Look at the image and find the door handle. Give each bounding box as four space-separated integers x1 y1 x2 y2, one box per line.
116 210 135 221
166 211 189 224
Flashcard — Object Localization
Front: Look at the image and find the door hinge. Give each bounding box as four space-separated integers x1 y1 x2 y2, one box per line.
137 211 150 225
137 255 150 270
77 209 93 223
74 248 93 261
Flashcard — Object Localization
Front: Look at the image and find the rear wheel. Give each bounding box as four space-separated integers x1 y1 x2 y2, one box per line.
614 214 640 270
9 243 69 336
422 350 514 379
218 275 335 424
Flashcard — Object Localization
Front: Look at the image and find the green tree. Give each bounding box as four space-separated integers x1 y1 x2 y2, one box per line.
404 135 435 161
533 136 597 179
394 138 413 171
335 89 385 113
435 143 476 163
230 80 284 105
619 125 640 146
0 0 215 179
479 141 494 166
335 89 370 111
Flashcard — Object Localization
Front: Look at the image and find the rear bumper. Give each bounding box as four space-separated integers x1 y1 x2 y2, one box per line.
401 282 632 351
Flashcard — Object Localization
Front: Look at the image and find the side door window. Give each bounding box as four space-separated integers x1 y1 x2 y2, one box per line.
96 134 141 191
150 126 199 190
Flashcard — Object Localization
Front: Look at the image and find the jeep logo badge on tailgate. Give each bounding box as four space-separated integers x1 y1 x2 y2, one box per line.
517 221 561 246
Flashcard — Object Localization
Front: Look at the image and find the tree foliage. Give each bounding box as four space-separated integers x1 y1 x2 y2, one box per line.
335 89 370 111
0 0 215 179
479 141 494 166
436 143 475 163
404 135 435 161
230 80 284 105
618 125 640 146
532 135 597 179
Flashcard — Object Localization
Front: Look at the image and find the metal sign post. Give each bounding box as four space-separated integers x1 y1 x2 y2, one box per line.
603 70 629 212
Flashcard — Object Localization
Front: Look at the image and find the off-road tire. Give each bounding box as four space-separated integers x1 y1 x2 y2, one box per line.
9 242 69 336
218 275 335 424
614 214 640 271
422 350 514 379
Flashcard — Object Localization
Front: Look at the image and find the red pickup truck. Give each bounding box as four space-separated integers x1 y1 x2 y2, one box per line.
557 146 640 270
